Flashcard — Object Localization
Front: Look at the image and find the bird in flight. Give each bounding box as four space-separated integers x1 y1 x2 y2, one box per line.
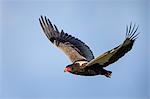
39 16 139 78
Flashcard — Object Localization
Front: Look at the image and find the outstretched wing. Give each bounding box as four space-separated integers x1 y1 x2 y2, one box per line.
86 23 139 67
39 16 94 63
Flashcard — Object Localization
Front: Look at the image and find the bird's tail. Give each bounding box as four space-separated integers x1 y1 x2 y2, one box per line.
101 69 112 78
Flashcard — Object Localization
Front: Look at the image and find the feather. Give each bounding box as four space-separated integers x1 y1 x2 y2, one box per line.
85 23 139 67
39 16 94 63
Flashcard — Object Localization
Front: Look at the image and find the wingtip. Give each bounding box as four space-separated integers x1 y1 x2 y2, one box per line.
131 32 140 40
40 15 44 19
60 29 63 33
44 16 47 20
125 22 139 40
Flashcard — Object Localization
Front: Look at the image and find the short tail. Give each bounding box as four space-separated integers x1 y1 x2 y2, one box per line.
100 69 112 78
104 71 112 78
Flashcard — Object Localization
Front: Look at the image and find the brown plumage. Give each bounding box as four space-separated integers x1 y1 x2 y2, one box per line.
39 16 139 78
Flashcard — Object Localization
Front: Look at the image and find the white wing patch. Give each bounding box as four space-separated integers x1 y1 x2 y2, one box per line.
75 60 88 66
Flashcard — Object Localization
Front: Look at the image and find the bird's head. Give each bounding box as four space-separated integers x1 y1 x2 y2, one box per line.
64 63 81 74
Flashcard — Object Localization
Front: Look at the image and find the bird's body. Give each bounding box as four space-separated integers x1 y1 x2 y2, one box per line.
39 16 139 78
64 60 112 77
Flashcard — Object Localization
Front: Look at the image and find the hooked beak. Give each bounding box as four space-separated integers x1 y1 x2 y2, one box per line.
64 68 67 72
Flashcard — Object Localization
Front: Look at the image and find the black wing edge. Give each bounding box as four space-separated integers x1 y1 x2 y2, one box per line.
125 22 140 41
39 15 95 61
102 22 139 67
39 16 58 43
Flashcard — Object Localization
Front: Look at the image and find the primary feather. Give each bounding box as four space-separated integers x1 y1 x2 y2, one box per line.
85 23 139 67
39 16 94 63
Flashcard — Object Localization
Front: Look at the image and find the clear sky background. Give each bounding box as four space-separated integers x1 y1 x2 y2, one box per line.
0 0 149 99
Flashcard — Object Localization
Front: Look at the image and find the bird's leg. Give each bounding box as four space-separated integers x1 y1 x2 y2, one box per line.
100 68 112 78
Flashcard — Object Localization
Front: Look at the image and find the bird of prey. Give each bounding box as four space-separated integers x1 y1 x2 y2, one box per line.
39 16 139 78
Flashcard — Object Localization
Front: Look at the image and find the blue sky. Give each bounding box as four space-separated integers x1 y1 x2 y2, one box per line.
0 0 149 99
